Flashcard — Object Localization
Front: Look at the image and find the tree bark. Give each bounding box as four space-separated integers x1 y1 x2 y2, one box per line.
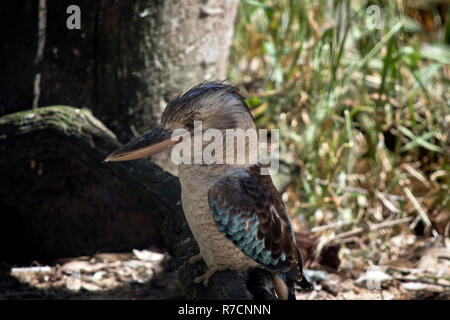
0 0 239 142
0 106 186 262
0 106 276 299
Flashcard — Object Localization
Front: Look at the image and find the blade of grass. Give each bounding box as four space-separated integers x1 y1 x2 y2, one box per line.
399 126 444 153
346 21 404 80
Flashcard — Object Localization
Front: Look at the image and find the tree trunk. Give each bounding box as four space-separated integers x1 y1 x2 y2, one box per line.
0 106 186 262
0 0 239 142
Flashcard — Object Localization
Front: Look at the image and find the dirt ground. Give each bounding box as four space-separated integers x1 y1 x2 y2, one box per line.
1 232 448 300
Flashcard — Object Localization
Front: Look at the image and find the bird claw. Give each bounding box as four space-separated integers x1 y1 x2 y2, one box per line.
194 268 217 286
188 254 203 265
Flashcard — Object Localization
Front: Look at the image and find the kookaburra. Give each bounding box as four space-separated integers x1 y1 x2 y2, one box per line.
104 81 309 300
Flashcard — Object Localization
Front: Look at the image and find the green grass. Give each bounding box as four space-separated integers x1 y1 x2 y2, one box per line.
229 0 449 235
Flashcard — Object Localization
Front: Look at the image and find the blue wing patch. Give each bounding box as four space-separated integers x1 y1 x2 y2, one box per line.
208 167 302 281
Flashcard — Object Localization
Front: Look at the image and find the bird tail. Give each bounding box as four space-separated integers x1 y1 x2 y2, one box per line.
273 273 289 300
273 273 312 300
273 248 312 300
295 248 313 291
297 274 312 291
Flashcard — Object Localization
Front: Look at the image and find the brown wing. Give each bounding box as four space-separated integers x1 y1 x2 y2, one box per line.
208 166 303 281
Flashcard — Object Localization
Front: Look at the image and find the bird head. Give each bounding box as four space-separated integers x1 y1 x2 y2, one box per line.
104 81 256 164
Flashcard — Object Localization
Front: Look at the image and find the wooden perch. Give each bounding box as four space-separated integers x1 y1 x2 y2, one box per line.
0 106 275 299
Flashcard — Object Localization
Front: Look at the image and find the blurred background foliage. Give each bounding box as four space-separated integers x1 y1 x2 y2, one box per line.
229 0 449 237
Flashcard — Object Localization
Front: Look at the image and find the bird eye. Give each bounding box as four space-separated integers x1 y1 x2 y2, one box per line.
185 118 194 130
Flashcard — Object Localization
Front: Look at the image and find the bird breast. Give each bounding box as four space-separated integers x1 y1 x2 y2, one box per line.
178 164 260 271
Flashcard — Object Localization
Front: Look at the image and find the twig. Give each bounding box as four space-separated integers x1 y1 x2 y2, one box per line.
314 178 405 201
422 274 450 282
328 217 413 241
315 178 369 195
331 228 365 240
401 164 430 188
311 220 353 233
375 190 400 214
11 266 52 273
393 277 450 289
403 186 439 237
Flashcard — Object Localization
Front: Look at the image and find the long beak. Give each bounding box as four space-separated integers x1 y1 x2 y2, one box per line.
104 125 184 162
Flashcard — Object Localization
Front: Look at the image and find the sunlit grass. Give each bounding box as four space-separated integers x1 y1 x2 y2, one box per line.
229 0 449 235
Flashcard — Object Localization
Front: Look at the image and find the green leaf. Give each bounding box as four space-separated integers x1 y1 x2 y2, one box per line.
420 43 450 65
245 97 262 108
